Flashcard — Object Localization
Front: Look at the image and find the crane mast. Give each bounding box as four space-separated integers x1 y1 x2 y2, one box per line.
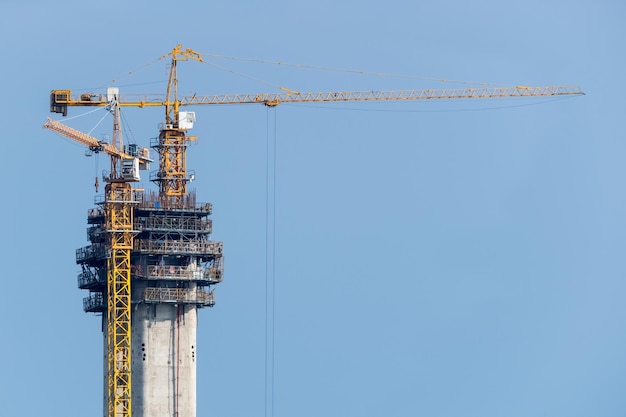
153 45 204 205
106 101 132 417
45 45 584 417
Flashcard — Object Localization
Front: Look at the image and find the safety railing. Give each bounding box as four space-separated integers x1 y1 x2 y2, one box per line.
137 190 212 213
87 207 105 223
196 289 215 306
144 265 223 284
203 266 223 284
136 216 212 233
134 239 223 256
87 226 105 243
94 189 142 205
146 265 202 280
142 287 215 307
76 244 109 263
83 293 105 312
77 269 105 289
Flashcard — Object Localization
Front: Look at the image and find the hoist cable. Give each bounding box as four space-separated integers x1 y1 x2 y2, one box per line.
265 107 277 417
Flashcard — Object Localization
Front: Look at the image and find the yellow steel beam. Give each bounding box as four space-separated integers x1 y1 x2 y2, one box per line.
178 85 585 106
153 129 190 203
51 85 584 111
43 118 131 159
105 183 134 417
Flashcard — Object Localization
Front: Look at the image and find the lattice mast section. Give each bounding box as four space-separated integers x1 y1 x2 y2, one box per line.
105 182 135 417
152 46 203 205
103 100 134 417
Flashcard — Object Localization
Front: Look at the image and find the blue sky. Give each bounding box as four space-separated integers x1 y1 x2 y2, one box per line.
1 1 624 417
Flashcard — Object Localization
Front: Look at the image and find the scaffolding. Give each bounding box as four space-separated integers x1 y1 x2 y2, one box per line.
77 188 224 343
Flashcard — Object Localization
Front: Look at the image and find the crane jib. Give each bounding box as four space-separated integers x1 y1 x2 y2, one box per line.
50 86 584 115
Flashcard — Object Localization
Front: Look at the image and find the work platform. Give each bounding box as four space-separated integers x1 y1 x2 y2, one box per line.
77 189 223 313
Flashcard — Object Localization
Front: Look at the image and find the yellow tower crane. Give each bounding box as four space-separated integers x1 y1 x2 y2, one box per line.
44 45 584 417
46 95 153 417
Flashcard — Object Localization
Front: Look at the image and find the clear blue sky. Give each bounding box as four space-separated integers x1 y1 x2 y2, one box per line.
1 1 624 417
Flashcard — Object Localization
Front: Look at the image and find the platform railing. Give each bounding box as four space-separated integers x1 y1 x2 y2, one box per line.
136 191 212 213
76 244 109 263
83 293 105 312
143 265 223 283
143 287 215 307
134 239 223 256
136 216 212 233
77 269 105 288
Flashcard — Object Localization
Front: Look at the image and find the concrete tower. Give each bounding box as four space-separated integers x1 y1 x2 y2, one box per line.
78 190 223 417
